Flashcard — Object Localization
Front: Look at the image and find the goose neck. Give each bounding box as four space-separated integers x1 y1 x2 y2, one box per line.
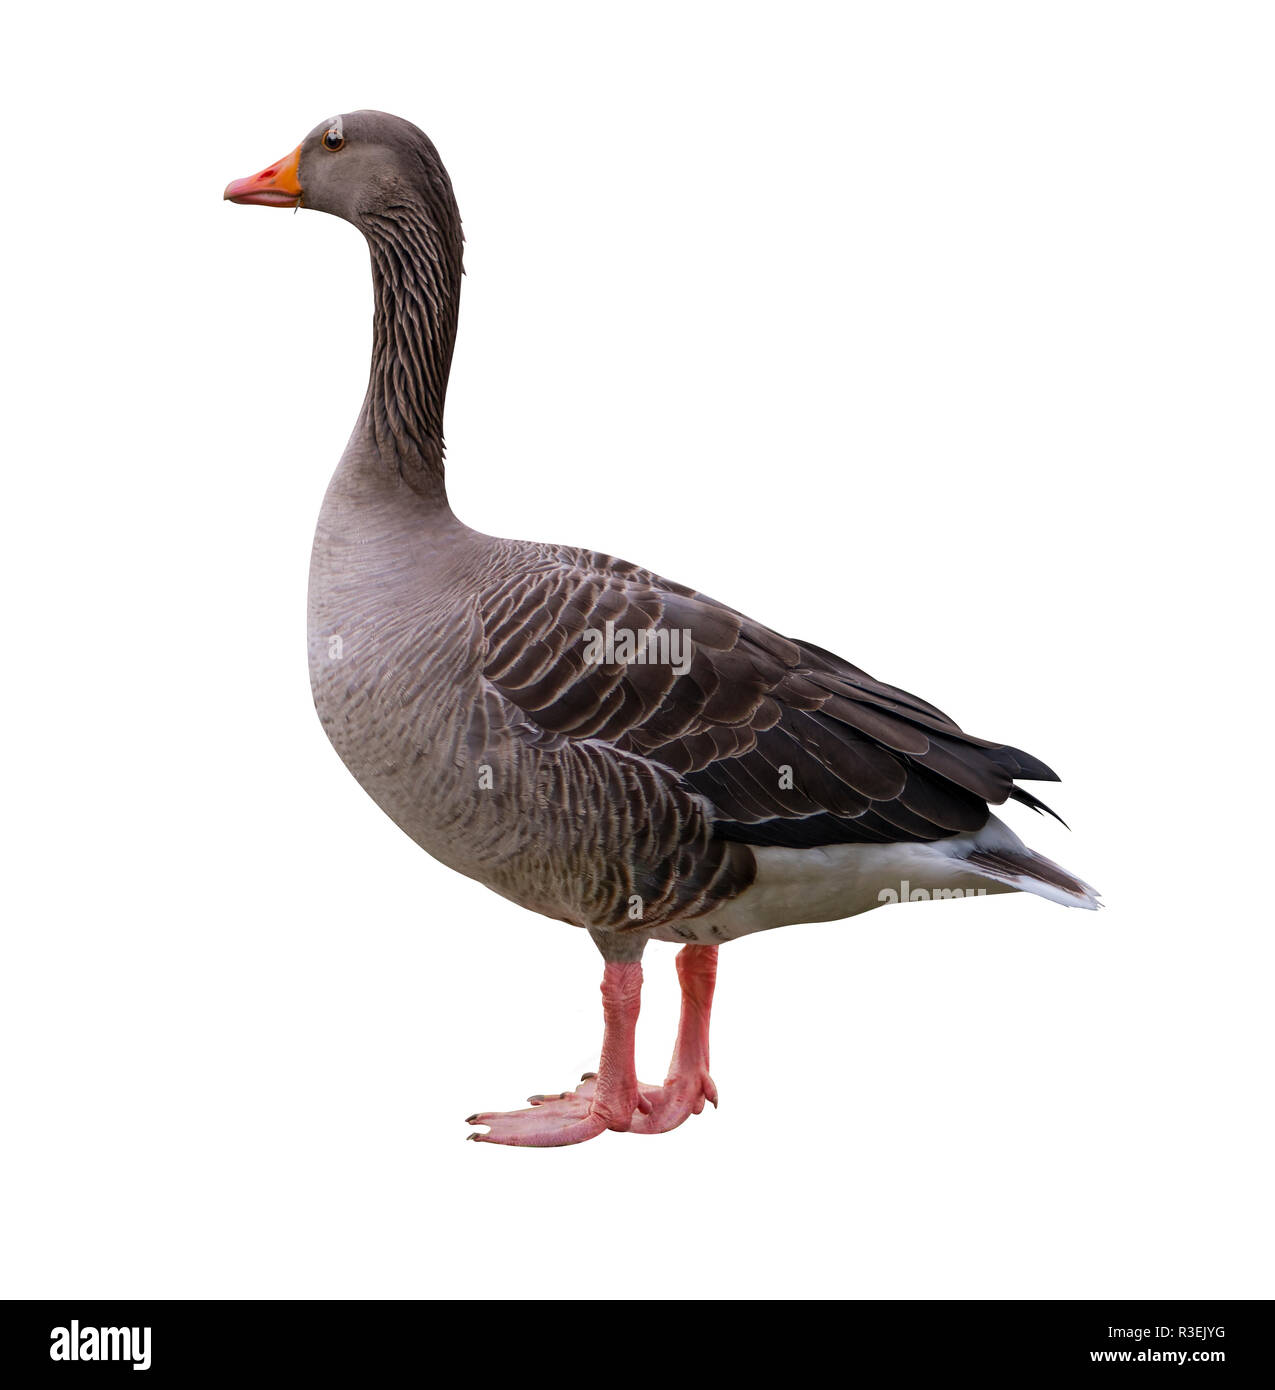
357 200 462 507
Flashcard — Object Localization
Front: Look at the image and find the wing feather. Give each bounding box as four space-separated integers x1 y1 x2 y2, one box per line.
479 546 1063 852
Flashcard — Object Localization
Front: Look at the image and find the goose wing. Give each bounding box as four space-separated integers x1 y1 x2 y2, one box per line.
478 545 1060 851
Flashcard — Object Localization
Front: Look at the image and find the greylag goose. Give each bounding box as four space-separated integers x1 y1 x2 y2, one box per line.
226 111 1097 1147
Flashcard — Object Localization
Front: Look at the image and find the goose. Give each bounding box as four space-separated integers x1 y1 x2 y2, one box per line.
225 111 1098 1147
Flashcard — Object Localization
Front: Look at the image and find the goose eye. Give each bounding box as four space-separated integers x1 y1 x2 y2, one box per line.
322 130 344 152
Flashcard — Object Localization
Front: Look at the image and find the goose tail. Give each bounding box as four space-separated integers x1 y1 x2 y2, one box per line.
944 813 1101 910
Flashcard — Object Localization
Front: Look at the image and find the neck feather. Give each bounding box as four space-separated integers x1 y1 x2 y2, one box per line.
358 200 462 507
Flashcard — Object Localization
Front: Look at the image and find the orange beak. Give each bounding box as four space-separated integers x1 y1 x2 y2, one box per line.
224 145 302 207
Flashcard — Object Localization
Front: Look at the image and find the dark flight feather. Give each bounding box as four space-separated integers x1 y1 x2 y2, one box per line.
479 547 1069 852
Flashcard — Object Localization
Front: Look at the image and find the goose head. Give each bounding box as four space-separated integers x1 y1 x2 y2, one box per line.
224 110 460 233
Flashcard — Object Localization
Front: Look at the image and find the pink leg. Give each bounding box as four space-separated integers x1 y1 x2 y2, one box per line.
467 961 652 1147
630 944 720 1135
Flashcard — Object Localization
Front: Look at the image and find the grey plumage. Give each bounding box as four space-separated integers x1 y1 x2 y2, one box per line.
241 111 1098 966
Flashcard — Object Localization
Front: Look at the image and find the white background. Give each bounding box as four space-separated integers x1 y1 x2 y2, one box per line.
4 1 1271 1299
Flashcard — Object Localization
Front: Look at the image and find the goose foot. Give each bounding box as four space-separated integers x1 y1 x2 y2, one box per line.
465 948 722 1146
625 944 720 1134
629 1071 719 1135
467 1074 652 1147
468 959 650 1146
